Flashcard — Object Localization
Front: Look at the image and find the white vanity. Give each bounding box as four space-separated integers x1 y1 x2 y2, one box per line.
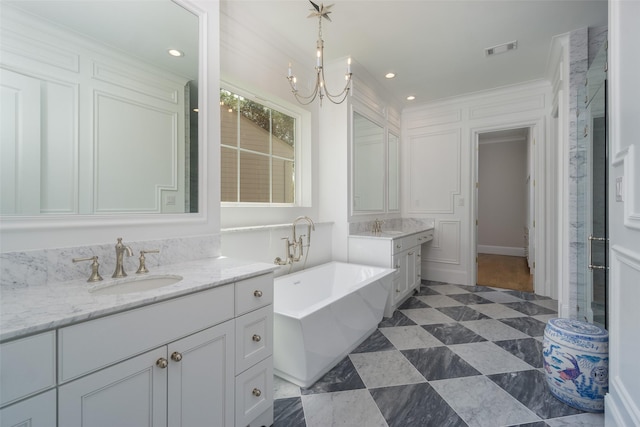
349 225 434 317
0 257 276 427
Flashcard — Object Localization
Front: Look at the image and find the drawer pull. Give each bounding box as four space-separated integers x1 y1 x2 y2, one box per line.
156 358 168 369
171 351 183 362
408 251 414 255
396 244 402 249
253 290 263 298
395 263 400 269
252 334 262 342
252 388 262 397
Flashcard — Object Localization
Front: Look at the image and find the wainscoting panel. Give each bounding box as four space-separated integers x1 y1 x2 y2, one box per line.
423 220 460 265
407 130 461 214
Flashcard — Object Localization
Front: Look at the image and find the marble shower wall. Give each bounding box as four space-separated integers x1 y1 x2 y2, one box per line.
568 27 607 320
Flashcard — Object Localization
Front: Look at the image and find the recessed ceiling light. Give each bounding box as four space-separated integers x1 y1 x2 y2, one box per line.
385 72 396 79
406 95 416 101
168 49 184 57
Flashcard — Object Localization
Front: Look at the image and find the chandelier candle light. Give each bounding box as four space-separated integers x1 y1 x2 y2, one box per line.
287 1 352 106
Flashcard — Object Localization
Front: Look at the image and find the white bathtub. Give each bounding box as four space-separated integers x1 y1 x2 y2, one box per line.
273 261 394 388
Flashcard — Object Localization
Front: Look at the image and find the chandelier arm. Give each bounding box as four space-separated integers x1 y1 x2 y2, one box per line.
318 66 352 100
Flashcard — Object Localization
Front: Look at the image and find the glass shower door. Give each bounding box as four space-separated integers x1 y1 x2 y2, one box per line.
576 43 608 328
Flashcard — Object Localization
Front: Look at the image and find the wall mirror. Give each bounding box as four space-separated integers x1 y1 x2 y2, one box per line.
388 131 399 211
352 111 385 212
1 0 199 217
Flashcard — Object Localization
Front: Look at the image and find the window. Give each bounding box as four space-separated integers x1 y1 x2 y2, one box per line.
220 88 296 204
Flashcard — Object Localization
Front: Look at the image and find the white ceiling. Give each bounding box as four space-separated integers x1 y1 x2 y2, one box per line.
227 0 608 106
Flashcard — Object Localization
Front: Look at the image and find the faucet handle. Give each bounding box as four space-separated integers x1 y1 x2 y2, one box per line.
72 256 104 282
136 250 160 274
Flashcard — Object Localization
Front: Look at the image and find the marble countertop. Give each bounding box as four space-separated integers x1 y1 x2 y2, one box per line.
0 256 278 342
349 225 434 240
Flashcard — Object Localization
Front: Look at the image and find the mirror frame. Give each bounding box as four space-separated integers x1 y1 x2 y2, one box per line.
0 0 220 252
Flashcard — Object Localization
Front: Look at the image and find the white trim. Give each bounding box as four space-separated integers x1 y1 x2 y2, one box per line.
477 245 526 257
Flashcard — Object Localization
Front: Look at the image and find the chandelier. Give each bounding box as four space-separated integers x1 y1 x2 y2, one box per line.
287 1 352 106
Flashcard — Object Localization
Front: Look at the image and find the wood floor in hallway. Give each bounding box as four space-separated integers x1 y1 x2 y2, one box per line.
477 253 533 292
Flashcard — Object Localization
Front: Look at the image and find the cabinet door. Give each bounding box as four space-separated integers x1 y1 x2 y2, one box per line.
392 253 408 305
167 320 235 427
58 347 167 427
407 248 419 291
0 389 56 427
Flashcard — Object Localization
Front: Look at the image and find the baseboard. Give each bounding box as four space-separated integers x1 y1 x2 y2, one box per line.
478 245 526 257
422 267 467 285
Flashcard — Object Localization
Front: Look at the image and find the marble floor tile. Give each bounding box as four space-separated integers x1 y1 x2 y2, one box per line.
494 338 544 368
379 325 443 350
462 319 531 341
505 290 551 301
378 310 416 327
429 284 470 295
402 346 481 380
416 294 462 308
531 299 559 312
488 370 584 419
301 389 387 427
479 291 527 304
351 330 396 353
455 284 495 292
300 357 365 395
509 422 549 427
274 375 301 399
422 323 488 345
532 314 556 324
499 317 548 337
436 306 492 321
468 303 529 319
414 285 441 296
398 296 430 310
370 382 467 427
273 397 307 427
545 413 604 426
449 341 534 375
503 301 557 316
447 293 494 305
400 307 456 325
430 375 541 427
350 350 425 388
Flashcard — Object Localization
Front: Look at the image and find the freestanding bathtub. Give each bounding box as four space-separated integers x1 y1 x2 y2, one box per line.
273 261 394 388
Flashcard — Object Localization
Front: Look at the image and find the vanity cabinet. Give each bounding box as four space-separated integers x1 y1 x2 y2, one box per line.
349 229 433 317
0 272 274 427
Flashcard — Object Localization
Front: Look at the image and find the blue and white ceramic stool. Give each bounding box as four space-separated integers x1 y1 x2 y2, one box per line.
543 318 609 412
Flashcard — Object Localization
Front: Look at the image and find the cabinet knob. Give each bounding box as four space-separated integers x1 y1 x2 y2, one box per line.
252 334 262 342
252 388 262 397
408 251 414 255
396 244 402 249
396 288 401 292
253 290 263 298
156 358 168 369
395 263 400 269
171 351 183 362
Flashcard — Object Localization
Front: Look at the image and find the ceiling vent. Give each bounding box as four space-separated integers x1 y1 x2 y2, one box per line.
485 40 518 56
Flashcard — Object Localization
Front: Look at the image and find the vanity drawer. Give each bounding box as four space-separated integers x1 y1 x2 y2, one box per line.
235 273 273 316
58 284 234 382
235 356 273 427
417 229 434 244
0 331 56 407
235 305 273 375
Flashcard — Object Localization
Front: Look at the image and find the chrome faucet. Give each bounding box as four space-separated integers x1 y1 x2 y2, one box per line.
275 216 316 266
112 237 134 278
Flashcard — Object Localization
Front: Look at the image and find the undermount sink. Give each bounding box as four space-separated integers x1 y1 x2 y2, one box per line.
90 275 183 295
380 230 405 236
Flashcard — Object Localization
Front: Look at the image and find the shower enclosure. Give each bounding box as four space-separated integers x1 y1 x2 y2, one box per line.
576 42 608 328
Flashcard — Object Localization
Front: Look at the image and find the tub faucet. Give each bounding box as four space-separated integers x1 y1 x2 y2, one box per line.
293 216 315 247
112 237 134 278
274 216 316 266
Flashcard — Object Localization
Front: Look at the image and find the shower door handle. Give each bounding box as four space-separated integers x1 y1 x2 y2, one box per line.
588 235 608 270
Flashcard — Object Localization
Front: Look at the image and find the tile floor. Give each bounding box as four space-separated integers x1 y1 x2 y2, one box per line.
272 281 605 427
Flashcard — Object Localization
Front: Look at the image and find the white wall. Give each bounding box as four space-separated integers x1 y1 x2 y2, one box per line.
478 139 528 256
402 81 551 292
605 0 640 424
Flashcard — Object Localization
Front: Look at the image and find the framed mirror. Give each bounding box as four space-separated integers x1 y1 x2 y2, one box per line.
0 0 218 252
352 111 385 212
1 0 199 216
388 131 399 211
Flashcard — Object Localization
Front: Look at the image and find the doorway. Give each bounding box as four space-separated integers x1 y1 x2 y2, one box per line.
476 128 534 292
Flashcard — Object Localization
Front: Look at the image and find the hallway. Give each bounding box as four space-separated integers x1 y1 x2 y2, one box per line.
477 254 534 292
272 281 603 426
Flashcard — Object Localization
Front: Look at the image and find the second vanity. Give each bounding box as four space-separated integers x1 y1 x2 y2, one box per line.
348 224 434 317
0 257 277 427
